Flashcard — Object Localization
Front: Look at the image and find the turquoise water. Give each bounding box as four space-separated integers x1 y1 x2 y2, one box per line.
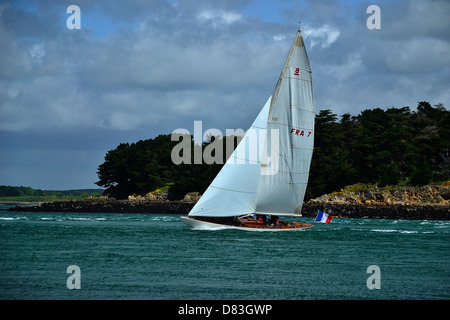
0 210 448 300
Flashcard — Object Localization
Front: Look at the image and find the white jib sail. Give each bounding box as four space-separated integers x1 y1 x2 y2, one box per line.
188 29 314 218
188 96 272 217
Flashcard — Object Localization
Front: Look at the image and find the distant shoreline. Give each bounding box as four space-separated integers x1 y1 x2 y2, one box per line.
3 198 449 220
0 201 41 206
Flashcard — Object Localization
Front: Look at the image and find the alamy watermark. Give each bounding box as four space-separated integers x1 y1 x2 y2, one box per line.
66 4 380 31
66 265 81 289
66 5 81 29
63 263 380 291
366 265 381 290
366 5 381 29
170 121 282 175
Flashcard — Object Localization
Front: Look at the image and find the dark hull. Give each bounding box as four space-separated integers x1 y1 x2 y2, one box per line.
181 216 313 231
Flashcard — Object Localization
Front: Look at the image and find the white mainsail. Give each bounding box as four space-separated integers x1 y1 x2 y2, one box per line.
188 28 314 218
256 29 315 216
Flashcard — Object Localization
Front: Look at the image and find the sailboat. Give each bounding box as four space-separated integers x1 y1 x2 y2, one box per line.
181 28 315 231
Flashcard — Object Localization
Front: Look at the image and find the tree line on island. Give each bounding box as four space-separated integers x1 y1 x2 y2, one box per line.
0 186 102 200
95 101 450 201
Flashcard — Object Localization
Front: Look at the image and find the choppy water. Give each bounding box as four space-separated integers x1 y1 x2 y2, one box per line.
0 209 448 300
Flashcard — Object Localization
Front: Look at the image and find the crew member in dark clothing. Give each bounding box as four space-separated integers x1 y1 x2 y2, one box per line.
271 216 279 226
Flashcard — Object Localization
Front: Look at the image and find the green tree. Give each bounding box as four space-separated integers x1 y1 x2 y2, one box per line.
95 102 449 201
96 134 225 199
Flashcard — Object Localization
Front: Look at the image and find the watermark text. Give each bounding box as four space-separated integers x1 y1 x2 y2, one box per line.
170 121 284 175
366 265 381 290
66 265 81 289
66 5 81 29
366 5 381 29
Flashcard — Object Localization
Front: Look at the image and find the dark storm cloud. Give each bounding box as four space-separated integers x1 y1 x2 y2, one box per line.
0 0 448 189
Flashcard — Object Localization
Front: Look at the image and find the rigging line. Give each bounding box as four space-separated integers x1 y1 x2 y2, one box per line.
269 106 315 113
250 125 266 130
279 151 302 205
283 76 312 83
255 211 296 216
267 121 314 131
288 65 311 73
209 184 257 195
230 154 261 163
291 146 314 151
260 168 310 175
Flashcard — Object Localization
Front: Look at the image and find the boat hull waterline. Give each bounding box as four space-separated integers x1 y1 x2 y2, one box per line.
180 216 313 232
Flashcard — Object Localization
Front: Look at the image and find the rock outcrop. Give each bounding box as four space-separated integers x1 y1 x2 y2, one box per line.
304 184 450 220
301 202 449 220
308 184 449 206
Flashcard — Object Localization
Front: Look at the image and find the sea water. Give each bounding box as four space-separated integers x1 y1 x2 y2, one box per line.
0 209 448 300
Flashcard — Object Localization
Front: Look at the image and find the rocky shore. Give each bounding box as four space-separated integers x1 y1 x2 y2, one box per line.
301 203 449 220
303 184 450 220
4 184 450 220
5 198 195 214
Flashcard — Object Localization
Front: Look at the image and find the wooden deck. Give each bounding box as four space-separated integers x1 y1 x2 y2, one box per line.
236 217 313 230
182 216 313 231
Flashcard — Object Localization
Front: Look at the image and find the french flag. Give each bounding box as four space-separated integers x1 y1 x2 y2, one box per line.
315 211 332 223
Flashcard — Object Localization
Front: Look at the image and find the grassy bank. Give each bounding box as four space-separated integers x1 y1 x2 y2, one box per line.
0 185 103 203
0 195 85 203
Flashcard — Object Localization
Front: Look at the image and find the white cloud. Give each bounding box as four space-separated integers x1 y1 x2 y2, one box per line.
322 53 363 82
273 34 286 42
304 24 340 48
197 9 242 28
28 43 45 64
385 37 450 73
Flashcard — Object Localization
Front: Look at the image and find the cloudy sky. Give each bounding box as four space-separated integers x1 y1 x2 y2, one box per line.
0 0 449 190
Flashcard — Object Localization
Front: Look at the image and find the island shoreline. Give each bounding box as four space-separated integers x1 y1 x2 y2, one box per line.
3 199 449 220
